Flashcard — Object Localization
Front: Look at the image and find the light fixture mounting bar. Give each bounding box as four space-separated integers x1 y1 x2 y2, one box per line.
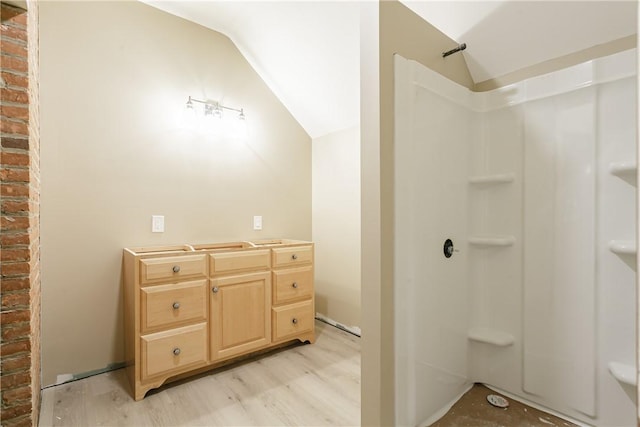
187 96 243 114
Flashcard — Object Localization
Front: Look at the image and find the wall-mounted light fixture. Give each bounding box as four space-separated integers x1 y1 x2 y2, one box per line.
186 96 245 120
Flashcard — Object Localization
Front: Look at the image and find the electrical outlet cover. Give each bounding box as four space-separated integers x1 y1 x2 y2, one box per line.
152 215 164 233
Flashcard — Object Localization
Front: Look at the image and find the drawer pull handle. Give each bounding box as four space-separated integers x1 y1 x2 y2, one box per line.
212 286 219 293
292 318 298 325
173 348 181 356
292 282 298 289
172 265 181 273
291 254 298 260
172 302 180 310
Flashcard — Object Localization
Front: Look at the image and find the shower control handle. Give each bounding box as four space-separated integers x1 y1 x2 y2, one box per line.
444 239 457 258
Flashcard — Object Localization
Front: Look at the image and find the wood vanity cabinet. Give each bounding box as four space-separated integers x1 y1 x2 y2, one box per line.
271 246 315 342
123 240 314 400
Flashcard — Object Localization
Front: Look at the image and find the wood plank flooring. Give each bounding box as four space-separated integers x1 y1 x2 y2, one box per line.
39 321 360 427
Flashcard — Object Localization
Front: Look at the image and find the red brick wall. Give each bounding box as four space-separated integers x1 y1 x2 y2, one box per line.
1 1 40 426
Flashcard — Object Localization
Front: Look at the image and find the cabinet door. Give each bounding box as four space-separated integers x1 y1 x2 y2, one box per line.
210 271 271 361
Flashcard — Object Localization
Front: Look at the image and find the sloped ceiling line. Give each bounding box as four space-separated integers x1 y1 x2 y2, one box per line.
143 1 637 139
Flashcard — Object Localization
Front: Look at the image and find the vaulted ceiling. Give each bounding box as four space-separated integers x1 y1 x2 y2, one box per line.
143 1 637 139
403 1 637 84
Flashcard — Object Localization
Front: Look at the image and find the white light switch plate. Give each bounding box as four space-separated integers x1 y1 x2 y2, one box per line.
253 215 262 230
152 215 164 233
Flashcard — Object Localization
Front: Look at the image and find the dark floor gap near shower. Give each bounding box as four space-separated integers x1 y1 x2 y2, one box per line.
430 384 577 427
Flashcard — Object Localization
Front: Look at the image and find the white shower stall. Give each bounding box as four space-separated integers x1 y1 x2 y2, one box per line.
394 49 637 427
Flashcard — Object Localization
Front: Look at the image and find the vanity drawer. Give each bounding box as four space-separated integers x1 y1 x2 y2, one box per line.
272 300 314 342
272 246 313 268
141 323 207 379
140 255 207 285
272 266 313 305
210 250 270 275
141 280 207 332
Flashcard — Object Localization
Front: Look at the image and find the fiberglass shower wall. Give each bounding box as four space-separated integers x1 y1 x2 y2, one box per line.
395 53 472 426
394 49 637 427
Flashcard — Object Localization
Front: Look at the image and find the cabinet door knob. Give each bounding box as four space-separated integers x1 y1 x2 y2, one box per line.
212 286 219 293
292 282 298 289
291 254 298 260
292 318 298 325
173 348 181 356
172 302 180 310
172 265 181 273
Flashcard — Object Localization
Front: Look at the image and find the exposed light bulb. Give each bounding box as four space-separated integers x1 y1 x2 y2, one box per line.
214 105 223 119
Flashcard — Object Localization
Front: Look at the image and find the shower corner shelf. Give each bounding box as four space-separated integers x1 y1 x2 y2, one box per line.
608 240 637 255
468 328 514 347
468 235 515 247
468 173 515 186
609 162 637 178
608 362 636 386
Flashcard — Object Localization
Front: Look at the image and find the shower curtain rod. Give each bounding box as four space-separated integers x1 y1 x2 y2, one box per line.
442 43 467 58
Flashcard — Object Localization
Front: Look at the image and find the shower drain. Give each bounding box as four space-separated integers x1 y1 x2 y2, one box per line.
487 394 510 408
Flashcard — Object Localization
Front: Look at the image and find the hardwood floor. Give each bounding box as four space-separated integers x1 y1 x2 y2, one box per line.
39 321 360 427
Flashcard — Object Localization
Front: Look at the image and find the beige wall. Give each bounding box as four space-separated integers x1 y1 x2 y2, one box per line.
380 2 474 90
312 126 361 329
360 1 474 425
636 14 639 423
359 3 382 425
475 34 637 91
39 1 311 386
